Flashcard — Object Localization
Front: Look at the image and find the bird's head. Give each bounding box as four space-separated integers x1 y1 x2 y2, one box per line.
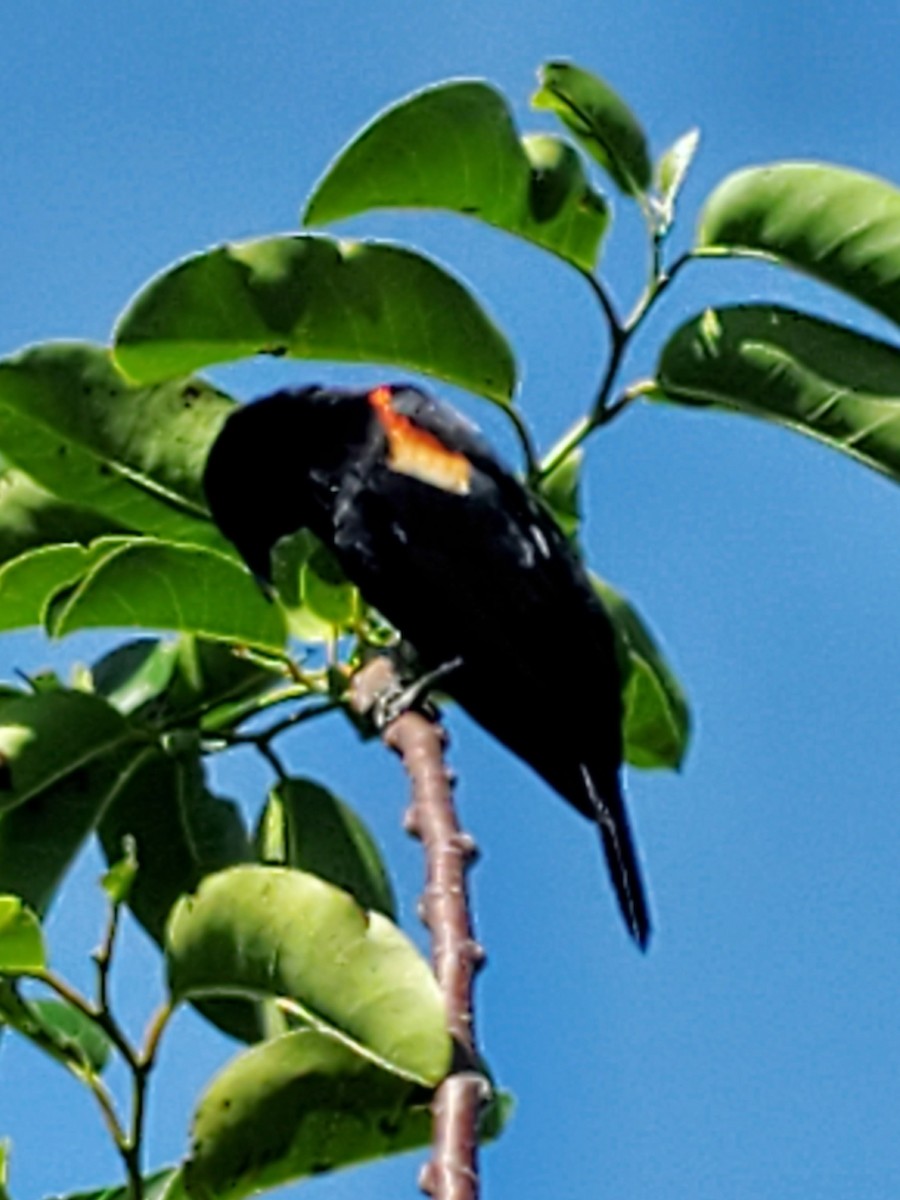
202 383 433 580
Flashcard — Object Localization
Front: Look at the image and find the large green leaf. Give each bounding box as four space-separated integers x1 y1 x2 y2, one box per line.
0 691 143 914
0 468 123 566
183 1029 432 1199
594 579 691 771
532 61 652 197
98 745 258 1043
166 865 451 1084
303 81 609 272
0 538 133 634
49 540 287 652
256 779 396 919
656 305 900 483
0 343 234 548
698 163 900 327
114 235 516 404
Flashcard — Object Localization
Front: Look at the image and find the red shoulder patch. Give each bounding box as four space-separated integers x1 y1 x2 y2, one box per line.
368 386 471 495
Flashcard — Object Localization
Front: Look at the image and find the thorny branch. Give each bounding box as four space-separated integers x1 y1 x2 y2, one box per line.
351 656 487 1200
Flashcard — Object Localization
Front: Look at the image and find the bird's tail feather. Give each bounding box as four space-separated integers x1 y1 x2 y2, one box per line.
580 765 651 950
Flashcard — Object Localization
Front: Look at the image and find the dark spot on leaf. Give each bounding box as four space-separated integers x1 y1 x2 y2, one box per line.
378 1116 400 1137
221 1098 232 1110
266 345 288 358
183 385 201 398
57 446 67 457
69 767 91 793
99 465 112 476
310 1161 332 1175
460 205 481 214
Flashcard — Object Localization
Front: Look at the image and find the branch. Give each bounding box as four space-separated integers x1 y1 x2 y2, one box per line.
351 657 487 1200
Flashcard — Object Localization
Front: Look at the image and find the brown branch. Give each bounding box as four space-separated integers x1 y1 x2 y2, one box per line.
351 656 487 1200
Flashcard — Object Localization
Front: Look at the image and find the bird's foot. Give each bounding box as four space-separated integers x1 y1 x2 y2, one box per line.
371 655 463 730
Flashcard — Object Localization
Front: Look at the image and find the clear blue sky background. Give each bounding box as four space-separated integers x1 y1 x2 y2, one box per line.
2 4 900 1198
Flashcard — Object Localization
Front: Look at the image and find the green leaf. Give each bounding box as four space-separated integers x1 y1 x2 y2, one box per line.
594 579 691 770
99 834 138 906
0 343 234 548
0 691 143 914
30 998 111 1074
0 468 124 567
165 865 451 1084
0 1140 10 1200
0 896 45 973
303 81 609 272
697 162 900 327
0 538 133 634
536 444 583 539
656 304 900 484
50 540 287 653
90 637 182 716
269 530 350 643
92 635 279 727
98 746 258 1043
184 1028 432 1199
256 780 396 918
114 235 516 405
532 61 651 197
654 128 700 232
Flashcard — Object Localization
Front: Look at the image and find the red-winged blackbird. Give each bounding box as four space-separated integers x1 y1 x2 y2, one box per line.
203 383 651 947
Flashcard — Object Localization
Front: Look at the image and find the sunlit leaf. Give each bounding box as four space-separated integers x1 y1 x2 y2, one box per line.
256 780 396 918
115 235 516 404
698 162 900 327
656 304 900 483
50 540 287 653
0 343 234 548
304 81 609 271
654 128 700 232
595 579 691 770
0 896 45 973
166 865 451 1084
533 61 651 196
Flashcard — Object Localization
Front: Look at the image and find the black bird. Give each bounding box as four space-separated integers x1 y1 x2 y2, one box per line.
203 383 651 947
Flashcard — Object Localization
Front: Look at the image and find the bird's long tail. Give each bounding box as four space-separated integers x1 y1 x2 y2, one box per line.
581 765 651 950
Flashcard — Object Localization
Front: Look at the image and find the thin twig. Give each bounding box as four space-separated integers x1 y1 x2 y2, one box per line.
350 657 486 1200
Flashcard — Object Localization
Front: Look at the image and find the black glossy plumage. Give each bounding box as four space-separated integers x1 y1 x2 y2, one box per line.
203 384 651 947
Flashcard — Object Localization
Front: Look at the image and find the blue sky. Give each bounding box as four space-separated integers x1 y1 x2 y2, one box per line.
2 4 900 1198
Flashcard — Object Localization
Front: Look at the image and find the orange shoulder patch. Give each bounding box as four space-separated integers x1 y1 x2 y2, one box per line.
368 387 471 495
